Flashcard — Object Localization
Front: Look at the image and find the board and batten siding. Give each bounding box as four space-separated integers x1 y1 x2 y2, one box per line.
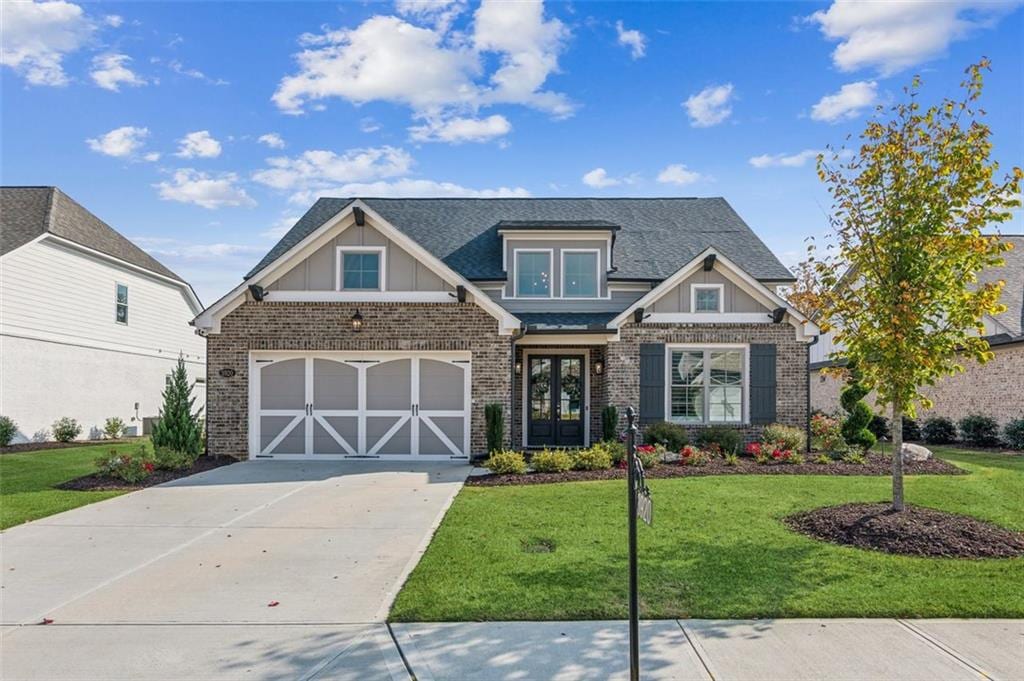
0 238 205 443
267 222 454 293
650 269 768 314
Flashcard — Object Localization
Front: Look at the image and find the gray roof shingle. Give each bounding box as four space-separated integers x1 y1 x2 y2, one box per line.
983 235 1024 338
246 197 794 282
516 312 620 331
1 186 184 282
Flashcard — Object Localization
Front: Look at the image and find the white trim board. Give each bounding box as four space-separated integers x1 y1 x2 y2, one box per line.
664 343 750 426
512 248 554 299
690 283 724 313
560 248 601 299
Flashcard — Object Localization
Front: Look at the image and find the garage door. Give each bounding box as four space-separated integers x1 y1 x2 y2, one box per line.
250 352 471 460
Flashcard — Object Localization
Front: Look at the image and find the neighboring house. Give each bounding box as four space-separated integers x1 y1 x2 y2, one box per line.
194 198 818 461
0 187 205 443
810 235 1024 427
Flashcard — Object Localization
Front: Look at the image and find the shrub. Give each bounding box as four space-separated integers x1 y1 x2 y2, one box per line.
902 417 921 442
484 449 526 475
643 421 688 451
531 448 573 473
151 356 204 456
868 414 889 441
153 446 197 471
958 414 1002 447
839 366 876 450
921 416 957 445
761 423 807 453
810 413 845 452
678 445 711 466
696 426 742 455
723 453 739 466
634 444 662 469
103 417 126 440
0 415 16 446
95 446 154 483
601 405 618 442
484 403 504 455
842 451 867 465
572 444 613 471
1004 419 1024 451
603 439 627 466
813 453 832 465
52 417 82 443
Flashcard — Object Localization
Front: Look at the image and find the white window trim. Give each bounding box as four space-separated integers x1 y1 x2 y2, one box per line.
560 248 601 299
115 282 128 325
336 246 386 292
513 248 554 299
664 343 749 425
691 283 724 313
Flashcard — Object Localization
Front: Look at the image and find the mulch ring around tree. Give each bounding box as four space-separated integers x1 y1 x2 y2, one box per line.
466 452 964 487
785 503 1024 559
57 456 236 492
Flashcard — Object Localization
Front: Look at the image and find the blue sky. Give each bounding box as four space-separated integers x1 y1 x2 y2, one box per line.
3 0 1022 303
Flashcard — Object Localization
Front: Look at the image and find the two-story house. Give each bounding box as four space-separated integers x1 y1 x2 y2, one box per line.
0 187 206 442
194 198 818 460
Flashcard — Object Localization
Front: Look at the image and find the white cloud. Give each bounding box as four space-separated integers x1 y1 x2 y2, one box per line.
85 125 151 158
808 1 1018 76
103 14 123 28
90 53 146 91
272 0 572 120
810 81 877 122
0 0 96 86
615 20 646 59
155 169 255 209
262 215 302 239
360 117 381 133
749 149 823 168
684 83 734 128
133 237 264 260
167 58 228 85
409 114 511 143
582 167 621 188
252 146 414 200
395 0 467 33
257 133 286 149
175 130 222 158
656 163 701 185
292 178 529 203
142 151 161 162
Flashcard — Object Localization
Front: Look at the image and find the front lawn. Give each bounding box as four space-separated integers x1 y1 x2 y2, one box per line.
0 441 152 529
390 447 1023 620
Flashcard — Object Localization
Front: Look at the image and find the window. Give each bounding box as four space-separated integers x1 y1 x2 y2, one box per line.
692 284 723 313
562 251 599 298
669 347 745 423
341 251 381 290
515 250 552 297
115 283 128 324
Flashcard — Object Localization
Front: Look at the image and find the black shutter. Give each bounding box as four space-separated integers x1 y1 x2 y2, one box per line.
749 344 777 424
639 343 665 424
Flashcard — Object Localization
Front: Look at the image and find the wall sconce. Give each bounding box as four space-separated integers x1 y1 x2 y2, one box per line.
514 360 522 375
351 309 364 332
594 360 604 375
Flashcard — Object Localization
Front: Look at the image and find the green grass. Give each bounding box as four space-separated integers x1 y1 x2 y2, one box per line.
0 441 152 530
390 447 1024 621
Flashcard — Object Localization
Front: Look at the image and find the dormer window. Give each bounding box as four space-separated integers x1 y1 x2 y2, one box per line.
692 284 723 313
515 250 552 298
562 250 599 298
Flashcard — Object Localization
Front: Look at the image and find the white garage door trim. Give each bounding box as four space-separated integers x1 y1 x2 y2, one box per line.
249 351 472 460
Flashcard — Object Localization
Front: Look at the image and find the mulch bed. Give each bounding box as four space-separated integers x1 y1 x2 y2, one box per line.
57 456 236 492
1 439 140 455
785 502 1024 559
466 452 964 487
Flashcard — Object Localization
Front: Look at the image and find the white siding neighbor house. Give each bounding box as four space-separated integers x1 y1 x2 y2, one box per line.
0 187 205 443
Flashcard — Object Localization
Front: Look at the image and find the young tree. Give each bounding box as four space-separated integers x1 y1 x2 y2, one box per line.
813 60 1021 511
151 356 204 456
785 259 825 318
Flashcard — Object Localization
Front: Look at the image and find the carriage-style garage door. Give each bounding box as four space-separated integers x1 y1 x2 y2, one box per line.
250 352 471 460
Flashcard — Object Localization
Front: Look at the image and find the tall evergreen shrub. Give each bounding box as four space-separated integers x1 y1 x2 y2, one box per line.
151 356 204 456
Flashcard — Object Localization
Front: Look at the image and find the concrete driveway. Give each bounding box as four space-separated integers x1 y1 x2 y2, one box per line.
0 459 469 680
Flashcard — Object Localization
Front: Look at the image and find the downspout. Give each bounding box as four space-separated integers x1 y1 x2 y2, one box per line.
806 335 819 454
509 323 528 450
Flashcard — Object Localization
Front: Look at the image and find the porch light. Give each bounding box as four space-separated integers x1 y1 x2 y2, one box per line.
514 360 522 375
594 360 604 375
351 309 364 331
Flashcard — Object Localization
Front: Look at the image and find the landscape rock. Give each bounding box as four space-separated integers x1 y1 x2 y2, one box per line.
901 443 932 462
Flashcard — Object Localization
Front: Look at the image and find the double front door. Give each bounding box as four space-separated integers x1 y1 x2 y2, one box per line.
527 355 585 447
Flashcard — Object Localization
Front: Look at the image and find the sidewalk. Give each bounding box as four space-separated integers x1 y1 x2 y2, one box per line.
390 619 1022 681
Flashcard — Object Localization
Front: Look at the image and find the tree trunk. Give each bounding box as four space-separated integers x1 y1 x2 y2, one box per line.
891 404 905 512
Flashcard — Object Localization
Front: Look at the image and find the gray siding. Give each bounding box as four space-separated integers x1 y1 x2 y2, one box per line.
650 269 767 313
268 223 453 293
503 238 609 298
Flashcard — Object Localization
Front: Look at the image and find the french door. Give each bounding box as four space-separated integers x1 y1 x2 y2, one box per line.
527 355 585 447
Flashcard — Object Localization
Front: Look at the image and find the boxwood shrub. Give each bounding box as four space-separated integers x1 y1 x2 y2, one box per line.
484 450 526 475
643 421 688 451
530 448 573 473
696 426 742 455
1004 419 1024 450
958 414 1002 447
921 416 957 445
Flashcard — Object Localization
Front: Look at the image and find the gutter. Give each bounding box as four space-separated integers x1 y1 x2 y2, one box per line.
806 335 819 453
508 323 527 451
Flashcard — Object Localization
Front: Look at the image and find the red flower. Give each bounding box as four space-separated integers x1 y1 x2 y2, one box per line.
745 443 761 456
636 445 655 453
771 449 782 459
143 462 154 472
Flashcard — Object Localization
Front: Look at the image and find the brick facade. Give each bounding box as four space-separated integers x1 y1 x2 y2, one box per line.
810 342 1024 427
206 301 510 459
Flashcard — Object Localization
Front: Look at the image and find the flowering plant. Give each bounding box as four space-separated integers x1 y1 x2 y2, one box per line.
94 446 155 483
678 446 711 466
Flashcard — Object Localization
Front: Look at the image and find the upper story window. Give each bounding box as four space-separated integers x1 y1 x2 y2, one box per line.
692 284 723 313
515 250 552 298
338 247 384 291
115 283 128 324
669 346 745 424
562 250 599 298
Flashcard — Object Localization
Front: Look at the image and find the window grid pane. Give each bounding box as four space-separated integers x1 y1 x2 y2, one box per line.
695 287 720 312
343 253 380 290
115 284 128 324
516 252 551 297
563 252 597 298
670 349 744 424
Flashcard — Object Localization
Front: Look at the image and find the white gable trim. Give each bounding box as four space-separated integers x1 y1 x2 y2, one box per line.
193 200 520 334
609 247 819 341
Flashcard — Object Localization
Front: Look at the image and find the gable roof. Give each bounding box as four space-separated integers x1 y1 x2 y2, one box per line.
246 197 794 283
983 235 1024 338
0 186 184 283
